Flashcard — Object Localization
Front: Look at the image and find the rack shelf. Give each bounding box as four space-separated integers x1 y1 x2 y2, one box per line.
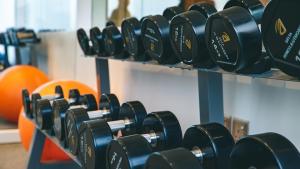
94 56 300 82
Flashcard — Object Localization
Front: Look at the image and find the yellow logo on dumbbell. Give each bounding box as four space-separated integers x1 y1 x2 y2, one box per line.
150 43 155 51
275 18 287 36
185 39 192 50
222 32 231 43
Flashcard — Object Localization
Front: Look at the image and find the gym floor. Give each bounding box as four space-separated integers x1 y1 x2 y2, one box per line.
0 119 27 169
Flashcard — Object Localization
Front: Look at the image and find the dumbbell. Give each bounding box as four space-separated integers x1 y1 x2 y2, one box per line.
89 27 105 56
77 101 147 169
65 96 128 155
141 6 184 65
53 93 118 146
77 28 95 56
102 25 128 59
106 111 182 169
7 28 40 46
22 85 64 119
121 17 151 61
262 0 300 78
145 123 234 169
170 3 217 67
35 89 96 130
205 0 271 74
230 132 300 169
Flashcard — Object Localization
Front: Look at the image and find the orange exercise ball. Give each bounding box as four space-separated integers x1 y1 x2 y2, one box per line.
18 80 99 162
0 65 49 122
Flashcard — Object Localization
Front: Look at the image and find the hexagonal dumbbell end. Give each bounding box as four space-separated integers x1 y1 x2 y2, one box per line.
77 101 147 169
230 132 300 169
106 111 182 169
145 123 234 169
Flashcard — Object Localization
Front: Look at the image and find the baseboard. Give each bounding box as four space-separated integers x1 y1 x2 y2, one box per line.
0 129 20 144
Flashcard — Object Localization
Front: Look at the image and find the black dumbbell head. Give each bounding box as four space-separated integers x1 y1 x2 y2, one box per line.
68 89 81 105
36 99 53 130
99 93 120 120
262 0 300 78
183 123 234 169
106 21 116 27
141 15 179 65
106 111 182 169
142 111 182 151
90 27 104 56
230 132 300 169
78 119 114 169
205 6 262 73
80 94 98 111
107 135 153 169
65 107 90 155
145 148 203 169
121 17 146 60
31 93 42 119
22 89 31 118
170 2 216 67
118 101 147 135
54 85 64 98
53 94 97 145
224 0 265 23
103 25 124 56
188 2 217 18
163 6 184 21
77 28 94 56
170 10 212 67
53 99 70 142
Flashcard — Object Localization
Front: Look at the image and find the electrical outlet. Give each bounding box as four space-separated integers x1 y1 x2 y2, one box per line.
232 118 249 141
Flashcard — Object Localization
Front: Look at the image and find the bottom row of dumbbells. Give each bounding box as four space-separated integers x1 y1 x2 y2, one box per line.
22 86 300 169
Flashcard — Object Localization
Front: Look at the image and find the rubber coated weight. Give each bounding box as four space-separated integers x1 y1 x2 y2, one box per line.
122 17 150 61
141 7 184 64
77 101 147 169
183 123 234 169
89 27 104 56
145 148 203 169
53 94 98 145
65 93 121 154
103 25 125 57
230 133 300 169
205 0 271 74
142 111 182 151
106 111 182 169
144 123 234 169
170 3 217 67
163 6 185 21
36 89 94 130
262 0 300 78
77 28 95 56
98 93 120 121
22 89 31 118
22 85 64 119
223 0 265 23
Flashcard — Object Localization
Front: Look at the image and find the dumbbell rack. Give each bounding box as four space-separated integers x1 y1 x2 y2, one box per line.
26 56 300 169
26 114 82 169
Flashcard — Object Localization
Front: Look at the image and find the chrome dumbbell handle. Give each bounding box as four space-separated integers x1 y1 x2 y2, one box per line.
108 118 134 132
141 132 161 147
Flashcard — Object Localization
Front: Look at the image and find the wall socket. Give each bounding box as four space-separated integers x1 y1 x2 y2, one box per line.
224 116 249 141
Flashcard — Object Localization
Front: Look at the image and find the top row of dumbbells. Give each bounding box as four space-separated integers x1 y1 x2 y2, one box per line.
77 0 300 78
